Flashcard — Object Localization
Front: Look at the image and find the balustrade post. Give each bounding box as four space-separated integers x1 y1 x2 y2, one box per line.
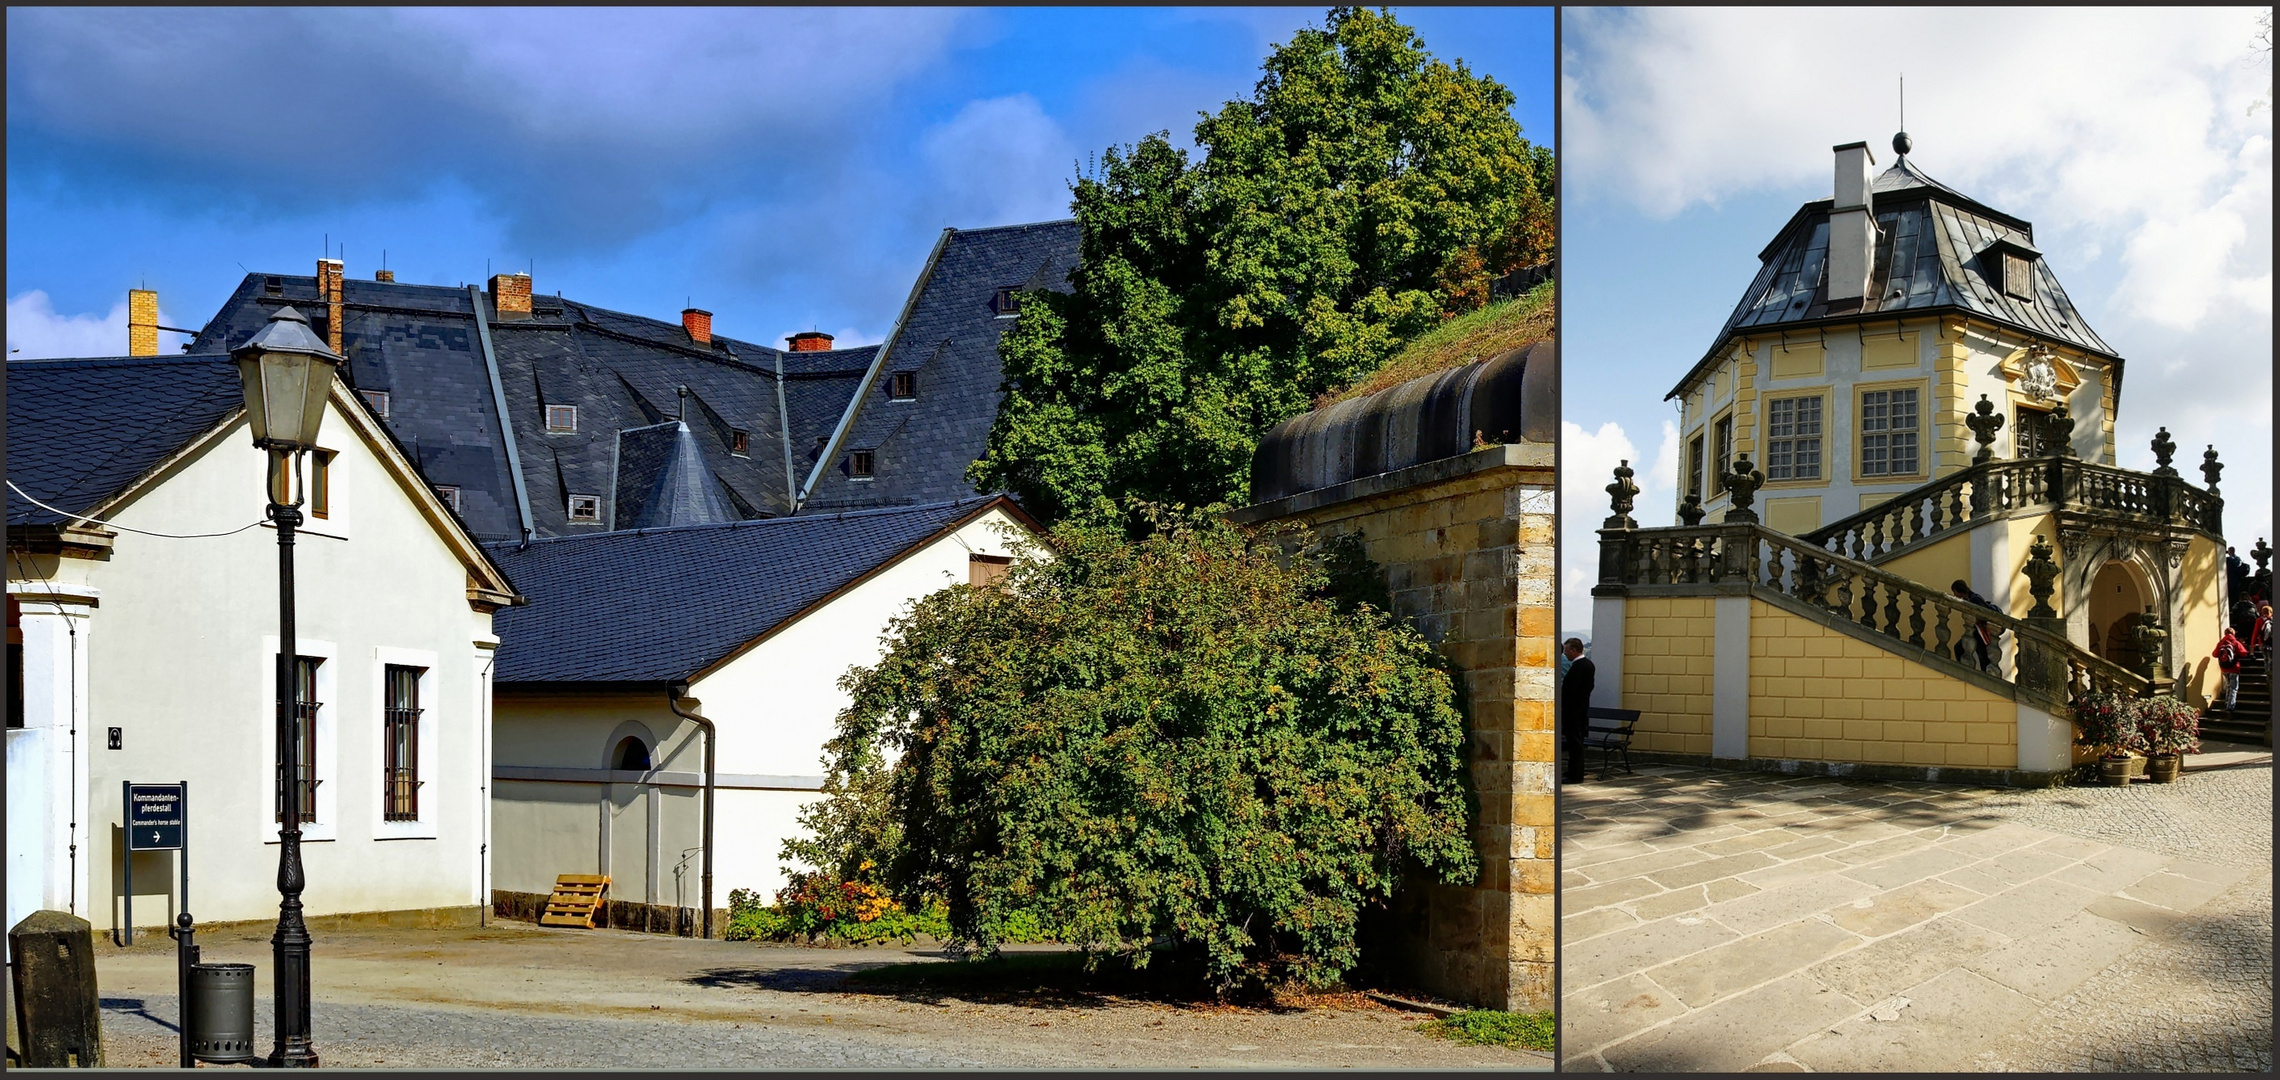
1597 461 1640 594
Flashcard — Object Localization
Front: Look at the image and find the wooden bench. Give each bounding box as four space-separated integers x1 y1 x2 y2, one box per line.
1583 707 1641 780
539 874 610 928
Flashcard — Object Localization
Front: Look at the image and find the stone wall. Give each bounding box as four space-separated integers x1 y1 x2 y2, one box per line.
1230 441 1556 1012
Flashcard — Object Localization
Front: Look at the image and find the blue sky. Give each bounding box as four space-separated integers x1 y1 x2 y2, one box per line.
6 6 1552 359
1559 7 2273 635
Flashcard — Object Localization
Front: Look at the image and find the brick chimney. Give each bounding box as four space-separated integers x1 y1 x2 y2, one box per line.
375 269 395 282
128 288 159 356
785 331 834 353
682 308 713 344
318 258 345 355
490 273 532 321
1827 141 1877 306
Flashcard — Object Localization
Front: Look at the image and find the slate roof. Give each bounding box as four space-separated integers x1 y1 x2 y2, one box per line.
803 221 1081 511
187 274 881 542
1668 153 2117 400
613 421 732 530
485 496 1014 684
6 354 244 526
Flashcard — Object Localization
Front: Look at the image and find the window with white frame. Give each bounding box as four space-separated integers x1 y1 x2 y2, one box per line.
1859 387 1919 477
1764 395 1822 481
279 656 322 824
383 664 423 821
545 404 578 433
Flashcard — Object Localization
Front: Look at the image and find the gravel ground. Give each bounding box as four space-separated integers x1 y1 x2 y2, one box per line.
74 921 1548 1070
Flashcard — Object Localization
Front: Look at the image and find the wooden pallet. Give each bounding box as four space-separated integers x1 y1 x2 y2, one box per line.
539 874 609 928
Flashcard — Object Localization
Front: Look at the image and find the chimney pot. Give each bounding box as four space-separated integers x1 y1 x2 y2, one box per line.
786 331 835 353
490 273 532 321
1826 142 1877 305
128 288 159 356
682 308 713 344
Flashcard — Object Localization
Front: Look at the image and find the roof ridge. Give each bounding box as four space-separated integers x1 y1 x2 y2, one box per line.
483 494 997 549
8 352 231 368
949 218 1079 236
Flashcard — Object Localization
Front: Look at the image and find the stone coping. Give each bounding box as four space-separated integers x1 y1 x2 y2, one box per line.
1226 441 1553 526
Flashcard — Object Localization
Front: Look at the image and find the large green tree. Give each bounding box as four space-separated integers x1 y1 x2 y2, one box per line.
791 510 1478 990
970 7 1552 524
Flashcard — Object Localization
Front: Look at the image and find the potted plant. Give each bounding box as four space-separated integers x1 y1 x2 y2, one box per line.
2072 692 2144 785
2134 695 2201 783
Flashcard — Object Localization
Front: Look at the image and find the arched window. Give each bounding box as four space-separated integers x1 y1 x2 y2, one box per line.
613 736 652 772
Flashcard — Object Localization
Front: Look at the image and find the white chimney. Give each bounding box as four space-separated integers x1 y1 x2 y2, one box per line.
1827 141 1877 305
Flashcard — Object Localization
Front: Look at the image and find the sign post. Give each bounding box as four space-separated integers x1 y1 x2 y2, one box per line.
119 782 187 946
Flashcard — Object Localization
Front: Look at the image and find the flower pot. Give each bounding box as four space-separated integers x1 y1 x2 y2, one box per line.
2146 753 2182 783
2099 755 2134 787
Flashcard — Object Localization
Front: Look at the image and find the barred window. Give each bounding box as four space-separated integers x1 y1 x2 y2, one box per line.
1860 388 1919 476
279 657 321 824
383 665 422 821
1765 396 1822 481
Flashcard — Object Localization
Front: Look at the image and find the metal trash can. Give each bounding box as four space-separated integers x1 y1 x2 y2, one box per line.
185 963 256 1064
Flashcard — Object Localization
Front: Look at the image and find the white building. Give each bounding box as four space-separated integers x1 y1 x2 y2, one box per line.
7 350 520 943
484 496 1038 932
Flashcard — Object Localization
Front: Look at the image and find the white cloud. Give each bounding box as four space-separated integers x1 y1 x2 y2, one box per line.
1560 418 1681 638
918 95 1077 229
5 290 178 359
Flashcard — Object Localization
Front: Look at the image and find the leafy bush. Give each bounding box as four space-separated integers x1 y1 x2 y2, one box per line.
1416 1009 1556 1050
793 508 1477 992
2134 695 2202 757
2071 692 2145 757
722 873 951 946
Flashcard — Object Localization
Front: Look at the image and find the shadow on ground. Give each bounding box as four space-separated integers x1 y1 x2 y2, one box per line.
686 950 1337 1015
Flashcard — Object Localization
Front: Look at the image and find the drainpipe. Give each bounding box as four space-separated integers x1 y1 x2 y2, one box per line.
666 681 715 939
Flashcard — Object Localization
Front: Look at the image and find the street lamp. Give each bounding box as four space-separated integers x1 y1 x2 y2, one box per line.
230 305 341 1068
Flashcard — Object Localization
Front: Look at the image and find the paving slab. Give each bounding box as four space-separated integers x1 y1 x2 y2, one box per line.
1951 879 2105 940
1643 851 1780 890
1560 973 1688 1057
1596 975 1862 1074
1643 918 1863 1009
1805 917 2014 1005
1836 843 1987 890
1966 910 2143 1001
1562 917 1741 994
1934 846 2075 894
2082 894 2188 936
2118 869 2235 913
1625 885 1713 922
1822 877 1983 938
1565 876 1666 914
1734 854 1850 891
1565 905 1643 943
1787 968 2040 1073
1701 874 1879 936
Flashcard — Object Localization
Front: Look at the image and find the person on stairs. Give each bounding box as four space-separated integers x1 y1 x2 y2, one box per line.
2214 627 2247 713
1949 580 2005 672
2251 603 2272 662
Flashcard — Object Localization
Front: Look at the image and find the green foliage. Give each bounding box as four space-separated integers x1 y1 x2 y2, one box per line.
2132 695 2202 756
2070 692 2145 757
798 508 1477 992
722 876 952 946
1416 1009 1556 1050
970 7 1554 525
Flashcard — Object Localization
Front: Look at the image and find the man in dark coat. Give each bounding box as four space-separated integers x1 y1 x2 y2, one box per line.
1949 579 2004 671
1561 638 1595 783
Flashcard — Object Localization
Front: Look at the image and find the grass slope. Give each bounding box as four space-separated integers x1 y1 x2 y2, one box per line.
1313 280 1554 411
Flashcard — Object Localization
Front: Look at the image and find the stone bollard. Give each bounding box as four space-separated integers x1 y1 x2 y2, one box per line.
9 910 103 1068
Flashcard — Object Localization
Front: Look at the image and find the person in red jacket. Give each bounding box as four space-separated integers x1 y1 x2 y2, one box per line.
2214 628 2247 712
2252 603 2273 661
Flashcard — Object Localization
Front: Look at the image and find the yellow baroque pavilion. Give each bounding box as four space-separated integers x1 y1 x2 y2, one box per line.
1590 131 2246 785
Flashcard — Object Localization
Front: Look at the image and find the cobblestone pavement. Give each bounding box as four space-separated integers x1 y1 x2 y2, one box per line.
1560 750 2272 1073
77 920 1548 1069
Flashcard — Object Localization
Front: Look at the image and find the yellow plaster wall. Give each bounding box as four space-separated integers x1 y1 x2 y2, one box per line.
2003 514 2064 620
1764 496 1822 535
2169 535 2228 708
1934 319 1973 475
1620 596 1715 756
1733 350 1759 460
1877 529 1974 599
1861 330 1918 371
1770 341 1825 379
1746 599 2017 768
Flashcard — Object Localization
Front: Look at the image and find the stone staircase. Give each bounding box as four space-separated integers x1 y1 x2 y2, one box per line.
2201 663 2272 745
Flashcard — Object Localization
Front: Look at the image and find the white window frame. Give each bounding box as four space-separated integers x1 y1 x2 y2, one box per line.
372 646 440 840
1859 387 1920 478
359 389 391 419
568 494 602 521
259 636 337 843
545 404 579 433
291 442 351 540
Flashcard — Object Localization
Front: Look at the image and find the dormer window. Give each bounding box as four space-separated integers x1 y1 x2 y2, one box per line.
2001 253 2034 301
360 390 391 419
730 429 750 456
567 494 601 521
993 287 1024 318
546 404 578 433
1982 238 2040 303
434 485 461 513
888 372 917 401
849 449 876 479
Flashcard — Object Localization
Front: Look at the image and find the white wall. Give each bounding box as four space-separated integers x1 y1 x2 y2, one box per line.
8 395 498 932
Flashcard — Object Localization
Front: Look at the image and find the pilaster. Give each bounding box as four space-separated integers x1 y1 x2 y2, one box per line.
1711 595 1752 761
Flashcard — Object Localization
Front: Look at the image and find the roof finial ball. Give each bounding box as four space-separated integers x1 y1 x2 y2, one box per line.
1893 130 1912 158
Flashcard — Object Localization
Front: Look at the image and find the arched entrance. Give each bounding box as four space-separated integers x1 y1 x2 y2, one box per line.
2088 559 2150 669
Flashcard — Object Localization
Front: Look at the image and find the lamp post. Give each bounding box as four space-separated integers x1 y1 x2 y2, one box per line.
230 306 342 1068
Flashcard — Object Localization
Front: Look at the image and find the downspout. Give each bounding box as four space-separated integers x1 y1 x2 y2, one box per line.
469 285 536 542
796 227 954 511
666 681 715 939
773 351 797 516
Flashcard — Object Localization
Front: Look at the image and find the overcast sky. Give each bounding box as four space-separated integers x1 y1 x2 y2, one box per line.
6 5 1553 358
1560 6 2274 636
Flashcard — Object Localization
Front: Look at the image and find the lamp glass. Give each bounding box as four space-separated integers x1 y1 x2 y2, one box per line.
236 350 340 450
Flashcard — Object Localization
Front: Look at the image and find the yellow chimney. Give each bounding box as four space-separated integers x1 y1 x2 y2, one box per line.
129 289 159 356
